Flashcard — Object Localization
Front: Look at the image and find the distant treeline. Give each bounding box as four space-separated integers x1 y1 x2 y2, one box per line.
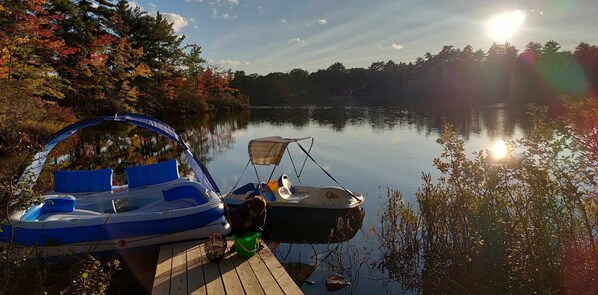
231 41 598 106
0 0 249 117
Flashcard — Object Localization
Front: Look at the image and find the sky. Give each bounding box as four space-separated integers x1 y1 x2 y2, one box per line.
127 0 598 75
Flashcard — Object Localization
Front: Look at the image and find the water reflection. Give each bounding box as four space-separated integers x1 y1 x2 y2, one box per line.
491 139 508 159
251 104 530 138
40 112 250 185
270 234 369 294
263 207 365 244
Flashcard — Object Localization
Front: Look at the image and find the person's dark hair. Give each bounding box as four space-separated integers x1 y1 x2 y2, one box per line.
248 196 267 215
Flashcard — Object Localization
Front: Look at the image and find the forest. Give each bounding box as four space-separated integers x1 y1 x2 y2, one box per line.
232 41 598 107
0 0 249 155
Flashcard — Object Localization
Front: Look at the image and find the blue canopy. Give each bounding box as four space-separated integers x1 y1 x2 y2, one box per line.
18 113 220 193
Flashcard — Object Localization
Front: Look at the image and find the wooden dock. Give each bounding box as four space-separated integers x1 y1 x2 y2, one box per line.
152 239 303 295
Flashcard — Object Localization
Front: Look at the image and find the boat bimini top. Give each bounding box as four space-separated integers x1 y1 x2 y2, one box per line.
17 113 219 193
246 136 313 183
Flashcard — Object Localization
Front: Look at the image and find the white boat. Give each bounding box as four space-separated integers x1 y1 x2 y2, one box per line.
224 136 364 224
0 114 230 257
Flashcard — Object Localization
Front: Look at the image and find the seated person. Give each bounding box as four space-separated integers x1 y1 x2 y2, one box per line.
231 196 267 236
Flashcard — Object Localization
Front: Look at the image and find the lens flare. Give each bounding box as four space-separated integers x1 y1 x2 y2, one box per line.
491 139 508 159
487 10 526 42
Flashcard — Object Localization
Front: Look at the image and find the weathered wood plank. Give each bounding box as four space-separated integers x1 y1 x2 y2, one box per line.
218 252 244 294
231 252 266 295
199 243 226 295
152 244 173 295
258 248 303 295
152 239 303 295
169 244 188 295
248 247 284 295
186 243 207 295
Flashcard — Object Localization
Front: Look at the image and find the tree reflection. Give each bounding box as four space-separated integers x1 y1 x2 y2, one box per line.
40 111 250 186
249 104 531 138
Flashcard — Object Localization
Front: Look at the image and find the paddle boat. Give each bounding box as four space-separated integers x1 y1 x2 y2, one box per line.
0 114 230 257
224 136 365 225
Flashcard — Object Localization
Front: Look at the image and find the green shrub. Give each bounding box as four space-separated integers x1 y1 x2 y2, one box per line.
375 100 598 294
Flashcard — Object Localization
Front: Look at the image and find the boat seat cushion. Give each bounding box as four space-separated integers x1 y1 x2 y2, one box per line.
126 160 180 189
38 195 76 217
54 169 113 193
278 174 296 194
163 184 209 205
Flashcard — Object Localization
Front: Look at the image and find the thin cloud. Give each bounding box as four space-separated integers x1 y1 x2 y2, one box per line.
258 6 263 13
212 8 237 20
221 13 238 20
220 60 250 66
288 38 302 44
127 1 142 10
227 0 239 4
161 12 188 32
279 18 288 25
305 19 327 27
392 43 404 49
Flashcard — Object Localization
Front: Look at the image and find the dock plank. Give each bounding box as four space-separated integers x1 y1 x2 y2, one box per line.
152 239 303 295
248 249 284 295
231 253 266 295
218 253 244 294
185 243 207 295
152 244 173 295
199 243 226 295
258 248 303 295
170 244 188 295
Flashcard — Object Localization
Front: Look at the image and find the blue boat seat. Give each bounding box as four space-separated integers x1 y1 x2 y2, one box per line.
54 169 113 193
260 182 276 201
126 160 179 189
163 184 209 205
22 195 76 221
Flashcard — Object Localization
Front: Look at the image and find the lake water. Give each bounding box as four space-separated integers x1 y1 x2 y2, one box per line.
32 104 531 294
174 104 529 295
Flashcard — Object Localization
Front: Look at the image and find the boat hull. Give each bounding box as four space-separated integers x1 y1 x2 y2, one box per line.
2 217 229 257
1 196 230 257
225 202 365 244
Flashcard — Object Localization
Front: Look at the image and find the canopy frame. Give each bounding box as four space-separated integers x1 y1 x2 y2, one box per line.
247 136 313 185
17 113 220 193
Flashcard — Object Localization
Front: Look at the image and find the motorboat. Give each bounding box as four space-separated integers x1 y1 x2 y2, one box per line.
224 136 365 224
0 114 230 257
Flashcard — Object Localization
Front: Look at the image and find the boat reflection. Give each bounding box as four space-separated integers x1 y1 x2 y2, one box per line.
262 207 364 244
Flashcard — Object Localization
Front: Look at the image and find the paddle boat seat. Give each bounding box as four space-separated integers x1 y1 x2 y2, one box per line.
125 160 180 189
54 168 113 194
134 182 211 212
271 174 305 202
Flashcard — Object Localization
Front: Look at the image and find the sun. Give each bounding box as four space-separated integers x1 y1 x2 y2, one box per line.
487 10 526 42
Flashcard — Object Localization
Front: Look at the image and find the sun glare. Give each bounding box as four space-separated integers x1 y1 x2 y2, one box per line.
491 139 508 159
487 10 526 42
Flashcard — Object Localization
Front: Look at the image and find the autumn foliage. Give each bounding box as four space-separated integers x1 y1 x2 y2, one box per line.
374 100 598 294
0 0 248 156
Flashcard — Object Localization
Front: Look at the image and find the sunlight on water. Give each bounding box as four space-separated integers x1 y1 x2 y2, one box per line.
491 139 508 159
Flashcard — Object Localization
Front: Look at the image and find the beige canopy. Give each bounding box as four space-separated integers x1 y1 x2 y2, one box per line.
248 136 311 165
